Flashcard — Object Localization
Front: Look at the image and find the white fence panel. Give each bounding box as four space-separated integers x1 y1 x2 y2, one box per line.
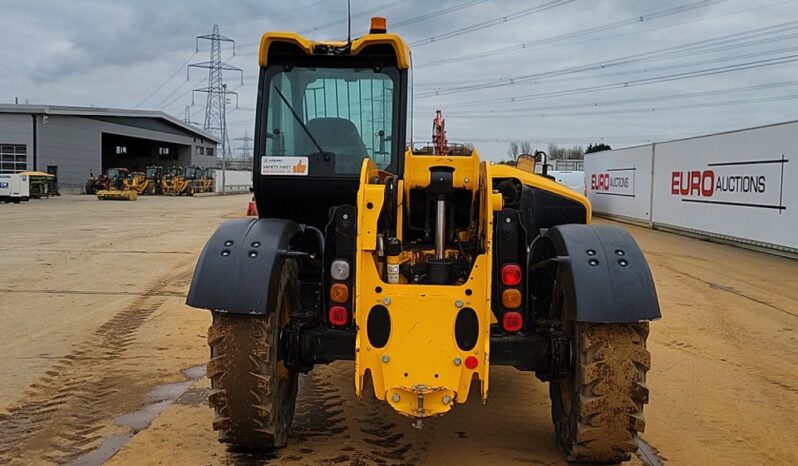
652 122 797 251
215 170 253 194
584 145 653 223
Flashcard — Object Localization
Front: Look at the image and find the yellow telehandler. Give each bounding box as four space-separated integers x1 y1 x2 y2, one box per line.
186 17 660 463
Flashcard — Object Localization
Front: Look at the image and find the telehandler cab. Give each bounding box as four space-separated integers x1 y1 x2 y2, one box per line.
187 17 660 463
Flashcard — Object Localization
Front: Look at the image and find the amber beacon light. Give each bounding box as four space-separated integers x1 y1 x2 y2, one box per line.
370 16 387 34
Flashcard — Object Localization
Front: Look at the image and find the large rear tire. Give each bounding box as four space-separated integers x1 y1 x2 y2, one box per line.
550 321 650 463
206 261 299 449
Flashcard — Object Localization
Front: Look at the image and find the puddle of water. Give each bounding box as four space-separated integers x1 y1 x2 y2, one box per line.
637 437 665 466
67 433 133 466
183 364 206 380
146 380 196 405
115 399 176 432
66 364 207 466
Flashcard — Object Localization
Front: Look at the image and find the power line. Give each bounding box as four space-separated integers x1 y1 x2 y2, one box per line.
219 0 333 28
236 0 398 52
416 19 798 98
417 45 798 112
133 51 198 108
446 80 798 117
448 93 798 119
156 75 199 109
415 0 728 68
423 52 798 110
409 0 578 47
351 0 490 36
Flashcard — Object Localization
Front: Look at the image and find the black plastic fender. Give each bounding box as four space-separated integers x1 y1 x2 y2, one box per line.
530 224 661 323
186 218 302 314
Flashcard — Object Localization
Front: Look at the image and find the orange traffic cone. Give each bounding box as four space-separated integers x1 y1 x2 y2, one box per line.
246 196 258 216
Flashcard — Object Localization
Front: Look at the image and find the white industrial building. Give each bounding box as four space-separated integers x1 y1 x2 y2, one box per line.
0 104 220 192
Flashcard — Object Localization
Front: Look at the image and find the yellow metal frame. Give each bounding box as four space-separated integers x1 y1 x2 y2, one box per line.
351 154 591 419
353 150 505 419
259 32 411 69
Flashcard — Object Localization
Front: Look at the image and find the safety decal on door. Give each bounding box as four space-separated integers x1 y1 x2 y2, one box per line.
261 156 308 176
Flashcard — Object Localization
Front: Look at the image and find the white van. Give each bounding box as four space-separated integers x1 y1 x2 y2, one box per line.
0 174 30 203
547 170 586 196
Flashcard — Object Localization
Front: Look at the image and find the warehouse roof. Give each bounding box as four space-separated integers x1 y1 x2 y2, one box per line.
0 103 221 143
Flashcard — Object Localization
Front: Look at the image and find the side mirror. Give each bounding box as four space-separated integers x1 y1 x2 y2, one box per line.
515 153 537 174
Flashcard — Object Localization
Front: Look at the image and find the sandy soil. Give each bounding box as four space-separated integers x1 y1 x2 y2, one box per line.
1 195 796 465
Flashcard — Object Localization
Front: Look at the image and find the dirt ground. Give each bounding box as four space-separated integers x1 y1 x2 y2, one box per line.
0 194 796 465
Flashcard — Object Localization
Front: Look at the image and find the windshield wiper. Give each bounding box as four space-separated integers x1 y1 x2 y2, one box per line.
273 86 329 156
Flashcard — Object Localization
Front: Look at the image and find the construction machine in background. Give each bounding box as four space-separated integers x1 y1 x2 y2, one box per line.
161 166 195 196
184 166 202 195
96 189 137 201
91 167 137 200
85 167 129 194
123 172 147 194
413 110 472 156
143 166 163 195
185 166 215 194
198 167 215 193
433 109 448 155
185 16 660 464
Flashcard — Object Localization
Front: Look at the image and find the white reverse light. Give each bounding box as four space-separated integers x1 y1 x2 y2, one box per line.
331 259 350 281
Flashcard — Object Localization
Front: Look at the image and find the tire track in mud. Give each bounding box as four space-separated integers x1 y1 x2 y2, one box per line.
0 289 186 298
0 270 193 465
221 363 428 466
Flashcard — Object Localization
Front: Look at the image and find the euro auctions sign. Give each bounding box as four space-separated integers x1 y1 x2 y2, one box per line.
584 145 653 222
591 169 636 197
652 121 797 252
669 156 787 211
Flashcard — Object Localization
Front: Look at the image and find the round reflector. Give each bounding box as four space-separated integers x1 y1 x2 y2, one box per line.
330 259 350 281
328 306 349 326
502 311 523 332
501 288 522 309
501 263 522 286
329 283 349 303
464 356 478 370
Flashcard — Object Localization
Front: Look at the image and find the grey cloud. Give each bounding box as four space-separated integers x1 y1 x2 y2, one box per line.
2 0 797 159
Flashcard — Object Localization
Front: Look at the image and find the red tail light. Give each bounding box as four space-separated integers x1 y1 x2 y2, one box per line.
501 263 522 286
502 311 523 332
465 356 479 370
328 306 349 326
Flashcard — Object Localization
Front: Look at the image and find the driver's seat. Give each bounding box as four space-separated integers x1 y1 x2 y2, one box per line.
297 118 369 173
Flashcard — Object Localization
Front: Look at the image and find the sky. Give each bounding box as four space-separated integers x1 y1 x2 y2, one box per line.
2 0 798 161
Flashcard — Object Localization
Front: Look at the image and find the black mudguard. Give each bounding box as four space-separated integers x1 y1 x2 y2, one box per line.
186 218 301 314
530 224 661 323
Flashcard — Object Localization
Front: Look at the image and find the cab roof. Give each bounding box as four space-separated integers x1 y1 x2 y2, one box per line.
258 31 411 69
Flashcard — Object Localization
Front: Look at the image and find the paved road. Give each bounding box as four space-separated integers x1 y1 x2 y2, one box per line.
0 195 796 465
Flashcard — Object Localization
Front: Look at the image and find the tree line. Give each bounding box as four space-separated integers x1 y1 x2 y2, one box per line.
499 141 611 165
